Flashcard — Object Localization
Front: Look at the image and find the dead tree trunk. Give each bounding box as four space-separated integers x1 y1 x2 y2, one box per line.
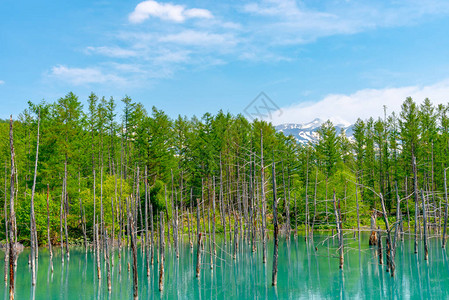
144 168 150 277
377 227 383 265
105 230 111 292
261 130 267 264
187 207 192 248
150 203 154 265
29 110 40 286
311 169 318 241
391 183 401 277
333 191 343 270
369 211 377 246
164 185 171 247
60 182 64 264
421 190 429 260
304 153 309 241
46 184 53 272
79 173 87 252
159 211 165 291
272 161 279 286
130 211 138 300
4 161 8 283
413 156 419 254
233 211 238 260
355 179 361 234
95 221 101 280
209 210 214 268
8 116 17 300
196 197 202 278
212 177 216 255
220 155 226 246
196 232 202 278
443 168 448 249
93 169 96 253
380 193 392 272
63 160 69 258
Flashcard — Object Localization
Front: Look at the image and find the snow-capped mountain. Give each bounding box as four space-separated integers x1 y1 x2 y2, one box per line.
275 118 354 144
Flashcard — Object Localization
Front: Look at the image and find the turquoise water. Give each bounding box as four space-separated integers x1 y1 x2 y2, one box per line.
1 233 449 299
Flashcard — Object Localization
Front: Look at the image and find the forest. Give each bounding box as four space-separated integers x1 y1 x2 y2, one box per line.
1 92 448 297
1 93 448 244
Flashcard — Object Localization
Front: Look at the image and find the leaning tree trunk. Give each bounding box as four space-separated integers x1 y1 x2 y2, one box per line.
380 193 392 272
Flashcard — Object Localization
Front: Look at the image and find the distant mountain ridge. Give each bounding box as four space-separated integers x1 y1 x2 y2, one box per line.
275 118 354 144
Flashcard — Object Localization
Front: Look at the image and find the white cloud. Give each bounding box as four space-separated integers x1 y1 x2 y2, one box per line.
85 46 138 58
0 80 4 85
184 8 213 19
271 79 449 125
129 0 212 24
242 0 449 45
49 65 125 85
159 30 236 47
153 49 191 64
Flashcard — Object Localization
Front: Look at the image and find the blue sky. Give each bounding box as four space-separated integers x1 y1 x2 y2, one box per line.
1 0 449 124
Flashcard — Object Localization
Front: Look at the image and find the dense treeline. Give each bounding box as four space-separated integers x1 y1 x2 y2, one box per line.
0 92 448 246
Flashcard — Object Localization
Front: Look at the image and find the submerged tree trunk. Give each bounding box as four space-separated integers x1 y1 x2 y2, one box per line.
443 169 448 249
130 211 138 300
29 110 40 286
96 222 101 280
391 183 401 277
413 156 419 254
159 211 165 292
46 184 53 272
196 232 202 278
421 190 429 260
212 177 216 255
150 203 154 265
261 130 267 264
4 161 8 283
60 179 65 264
380 193 392 272
333 191 344 270
377 227 383 265
64 160 69 258
144 168 150 277
105 230 111 292
272 161 279 286
8 116 17 300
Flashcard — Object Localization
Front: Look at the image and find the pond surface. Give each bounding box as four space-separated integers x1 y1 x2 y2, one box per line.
1 233 449 299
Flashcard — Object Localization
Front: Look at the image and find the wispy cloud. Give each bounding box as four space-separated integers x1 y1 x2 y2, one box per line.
49 65 126 85
159 30 237 48
129 0 212 24
54 1 449 90
85 46 139 58
271 79 449 125
242 0 449 45
0 80 4 85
